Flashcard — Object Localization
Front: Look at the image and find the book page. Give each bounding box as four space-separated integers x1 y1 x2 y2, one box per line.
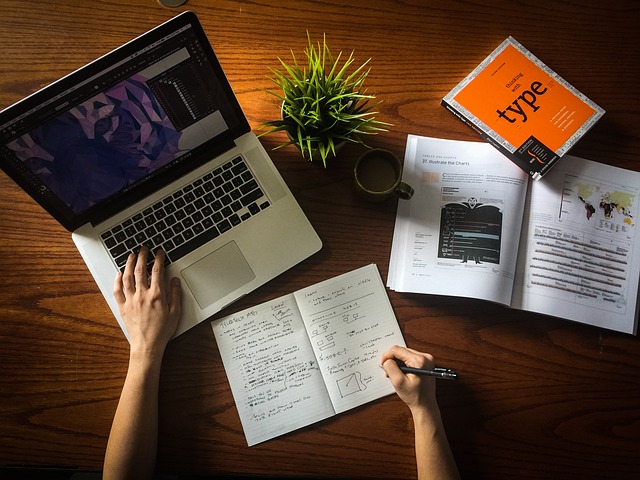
388 135 530 305
211 295 335 446
512 155 640 334
294 264 406 414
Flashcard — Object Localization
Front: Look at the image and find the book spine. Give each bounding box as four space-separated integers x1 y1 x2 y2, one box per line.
441 99 549 180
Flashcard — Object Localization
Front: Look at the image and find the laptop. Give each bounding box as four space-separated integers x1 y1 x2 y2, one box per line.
0 11 322 339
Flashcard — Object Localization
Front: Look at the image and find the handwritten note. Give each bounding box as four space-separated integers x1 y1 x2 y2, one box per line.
211 264 405 446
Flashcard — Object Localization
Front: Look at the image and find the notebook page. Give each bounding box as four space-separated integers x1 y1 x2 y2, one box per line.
294 264 406 414
211 294 335 446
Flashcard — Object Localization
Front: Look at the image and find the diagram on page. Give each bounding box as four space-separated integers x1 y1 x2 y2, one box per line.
559 173 636 239
436 186 504 269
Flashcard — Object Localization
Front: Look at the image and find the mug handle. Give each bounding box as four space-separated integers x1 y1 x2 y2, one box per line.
394 182 414 200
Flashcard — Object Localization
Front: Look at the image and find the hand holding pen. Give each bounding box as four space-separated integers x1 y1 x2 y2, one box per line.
381 345 457 412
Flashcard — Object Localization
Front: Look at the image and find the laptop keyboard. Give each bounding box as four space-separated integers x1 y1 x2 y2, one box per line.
100 156 270 272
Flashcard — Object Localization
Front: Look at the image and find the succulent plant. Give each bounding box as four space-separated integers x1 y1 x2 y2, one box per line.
261 33 389 167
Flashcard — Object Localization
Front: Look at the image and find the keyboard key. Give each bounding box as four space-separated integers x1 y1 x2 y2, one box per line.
248 203 260 215
115 253 130 270
241 188 264 207
183 228 194 241
163 239 175 252
217 219 231 234
192 222 204 235
232 162 248 176
240 180 258 195
109 243 128 258
229 214 241 226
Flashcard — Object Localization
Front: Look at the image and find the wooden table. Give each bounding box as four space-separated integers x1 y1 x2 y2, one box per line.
1 1 639 478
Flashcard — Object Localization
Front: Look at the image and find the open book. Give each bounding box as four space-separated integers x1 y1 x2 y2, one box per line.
211 264 406 446
389 135 640 334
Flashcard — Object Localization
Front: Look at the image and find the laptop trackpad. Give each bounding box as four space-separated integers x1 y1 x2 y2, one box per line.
181 241 255 309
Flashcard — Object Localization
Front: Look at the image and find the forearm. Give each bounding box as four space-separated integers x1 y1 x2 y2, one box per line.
104 352 163 480
412 405 460 480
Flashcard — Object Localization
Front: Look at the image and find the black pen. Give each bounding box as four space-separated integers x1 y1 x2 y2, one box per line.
399 365 458 380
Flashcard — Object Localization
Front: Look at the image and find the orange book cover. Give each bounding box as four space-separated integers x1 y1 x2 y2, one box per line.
442 37 604 180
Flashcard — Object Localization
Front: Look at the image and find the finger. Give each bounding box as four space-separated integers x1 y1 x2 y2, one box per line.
149 249 166 289
380 344 407 365
382 358 407 387
113 271 126 306
381 345 434 370
134 246 149 289
121 252 136 295
168 277 182 317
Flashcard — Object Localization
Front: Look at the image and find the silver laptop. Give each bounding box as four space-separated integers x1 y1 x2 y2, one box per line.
0 11 322 339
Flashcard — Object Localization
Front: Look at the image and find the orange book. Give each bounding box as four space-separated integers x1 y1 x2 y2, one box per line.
442 37 604 180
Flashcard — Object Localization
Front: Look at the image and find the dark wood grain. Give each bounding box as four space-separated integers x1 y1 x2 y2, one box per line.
1 1 639 478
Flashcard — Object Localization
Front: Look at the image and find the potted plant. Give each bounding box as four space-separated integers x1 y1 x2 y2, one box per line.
260 33 389 167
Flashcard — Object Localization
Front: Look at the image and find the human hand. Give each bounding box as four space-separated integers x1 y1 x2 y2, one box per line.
113 247 182 357
381 345 438 415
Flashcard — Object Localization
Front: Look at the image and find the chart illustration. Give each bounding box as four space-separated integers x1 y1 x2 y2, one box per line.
438 200 503 264
336 371 365 398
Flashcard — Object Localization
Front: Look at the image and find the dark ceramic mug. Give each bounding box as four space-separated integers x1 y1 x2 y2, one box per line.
354 149 414 202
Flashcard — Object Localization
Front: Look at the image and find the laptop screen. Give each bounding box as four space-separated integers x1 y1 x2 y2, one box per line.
0 12 248 230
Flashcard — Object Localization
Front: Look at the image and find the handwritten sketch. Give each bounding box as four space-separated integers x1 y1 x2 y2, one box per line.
315 335 335 351
337 371 366 398
342 311 364 324
310 321 329 337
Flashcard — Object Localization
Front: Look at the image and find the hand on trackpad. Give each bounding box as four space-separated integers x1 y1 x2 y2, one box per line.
181 241 255 309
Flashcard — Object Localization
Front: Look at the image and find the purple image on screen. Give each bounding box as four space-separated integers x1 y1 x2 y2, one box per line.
8 74 181 213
